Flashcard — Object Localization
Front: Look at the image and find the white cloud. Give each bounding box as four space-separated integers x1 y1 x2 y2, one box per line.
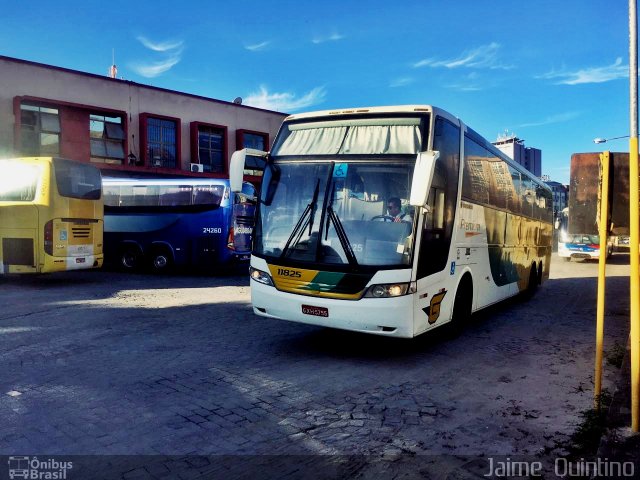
517 111 581 128
130 57 182 78
312 32 345 44
445 72 484 91
136 36 184 53
447 83 482 92
538 58 628 85
131 35 184 78
389 77 414 88
245 41 271 52
244 85 326 112
413 42 513 70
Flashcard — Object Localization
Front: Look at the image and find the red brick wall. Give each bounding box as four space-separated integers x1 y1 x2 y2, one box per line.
59 106 90 161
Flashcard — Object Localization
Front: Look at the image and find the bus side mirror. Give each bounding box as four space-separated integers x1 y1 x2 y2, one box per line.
229 148 268 193
409 151 439 207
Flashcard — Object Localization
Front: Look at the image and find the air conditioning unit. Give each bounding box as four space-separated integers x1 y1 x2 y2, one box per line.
190 163 204 173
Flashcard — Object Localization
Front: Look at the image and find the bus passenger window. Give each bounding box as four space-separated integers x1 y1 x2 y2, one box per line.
417 116 460 279
428 188 445 230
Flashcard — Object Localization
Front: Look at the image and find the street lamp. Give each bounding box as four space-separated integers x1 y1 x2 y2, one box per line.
593 135 630 144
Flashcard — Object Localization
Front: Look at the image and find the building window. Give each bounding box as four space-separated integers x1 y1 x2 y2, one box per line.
147 117 177 168
192 123 226 173
89 114 125 164
20 104 60 155
237 129 268 176
242 132 266 151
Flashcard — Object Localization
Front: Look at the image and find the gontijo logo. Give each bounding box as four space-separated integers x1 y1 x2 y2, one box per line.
8 456 73 479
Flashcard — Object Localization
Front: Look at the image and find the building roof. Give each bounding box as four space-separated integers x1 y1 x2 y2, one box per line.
0 54 287 116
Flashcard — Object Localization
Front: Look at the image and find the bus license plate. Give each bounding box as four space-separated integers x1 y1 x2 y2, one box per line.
75 257 86 264
302 305 329 317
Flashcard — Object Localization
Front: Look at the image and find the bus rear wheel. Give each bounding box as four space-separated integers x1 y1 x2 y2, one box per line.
150 249 172 273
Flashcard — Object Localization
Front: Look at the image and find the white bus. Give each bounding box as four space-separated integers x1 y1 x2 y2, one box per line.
229 106 553 338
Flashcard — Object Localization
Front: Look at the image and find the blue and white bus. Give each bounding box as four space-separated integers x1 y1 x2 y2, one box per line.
102 178 255 272
555 207 613 262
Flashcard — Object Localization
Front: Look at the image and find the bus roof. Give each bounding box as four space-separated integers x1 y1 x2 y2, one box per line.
1 156 102 173
1 156 74 165
280 106 550 193
102 177 233 187
283 105 453 122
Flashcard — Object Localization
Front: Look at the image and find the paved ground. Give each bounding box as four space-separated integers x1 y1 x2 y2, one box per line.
0 253 633 479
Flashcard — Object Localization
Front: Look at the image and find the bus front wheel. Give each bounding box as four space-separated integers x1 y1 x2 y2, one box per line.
526 265 539 297
120 247 141 270
449 276 472 336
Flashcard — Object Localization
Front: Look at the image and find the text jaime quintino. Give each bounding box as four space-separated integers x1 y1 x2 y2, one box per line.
484 457 636 478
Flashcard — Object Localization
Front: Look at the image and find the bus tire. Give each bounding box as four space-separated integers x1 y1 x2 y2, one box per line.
526 265 538 297
150 248 172 272
449 275 472 335
120 246 142 270
537 262 543 285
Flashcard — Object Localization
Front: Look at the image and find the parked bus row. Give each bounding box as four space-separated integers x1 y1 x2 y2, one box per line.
0 157 255 274
2 104 554 341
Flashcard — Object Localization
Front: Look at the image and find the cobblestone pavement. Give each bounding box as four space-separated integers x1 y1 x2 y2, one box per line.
0 254 631 478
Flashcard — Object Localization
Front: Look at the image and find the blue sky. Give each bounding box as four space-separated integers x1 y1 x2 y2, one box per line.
1 0 632 183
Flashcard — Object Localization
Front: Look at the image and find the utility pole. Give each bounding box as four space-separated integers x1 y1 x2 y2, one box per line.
629 0 639 433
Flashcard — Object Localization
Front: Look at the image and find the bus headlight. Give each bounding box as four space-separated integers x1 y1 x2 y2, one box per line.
364 282 415 298
250 266 274 286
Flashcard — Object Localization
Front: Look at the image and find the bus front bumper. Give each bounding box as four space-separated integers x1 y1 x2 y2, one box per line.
250 280 415 338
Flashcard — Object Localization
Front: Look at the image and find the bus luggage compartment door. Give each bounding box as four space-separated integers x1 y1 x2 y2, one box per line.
196 236 218 266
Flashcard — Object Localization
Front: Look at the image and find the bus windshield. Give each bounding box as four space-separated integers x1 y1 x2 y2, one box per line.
54 158 102 200
255 160 416 267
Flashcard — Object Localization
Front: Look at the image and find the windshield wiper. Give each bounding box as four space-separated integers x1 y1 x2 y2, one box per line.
280 179 320 258
325 182 358 266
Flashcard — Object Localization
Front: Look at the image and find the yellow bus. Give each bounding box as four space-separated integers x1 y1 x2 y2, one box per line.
0 157 104 274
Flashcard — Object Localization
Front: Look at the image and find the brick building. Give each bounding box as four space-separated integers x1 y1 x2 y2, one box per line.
0 55 287 180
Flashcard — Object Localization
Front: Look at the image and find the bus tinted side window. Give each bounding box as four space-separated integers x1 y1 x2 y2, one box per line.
417 116 460 279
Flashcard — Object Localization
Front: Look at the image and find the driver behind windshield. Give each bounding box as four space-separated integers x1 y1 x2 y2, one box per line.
387 197 412 223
